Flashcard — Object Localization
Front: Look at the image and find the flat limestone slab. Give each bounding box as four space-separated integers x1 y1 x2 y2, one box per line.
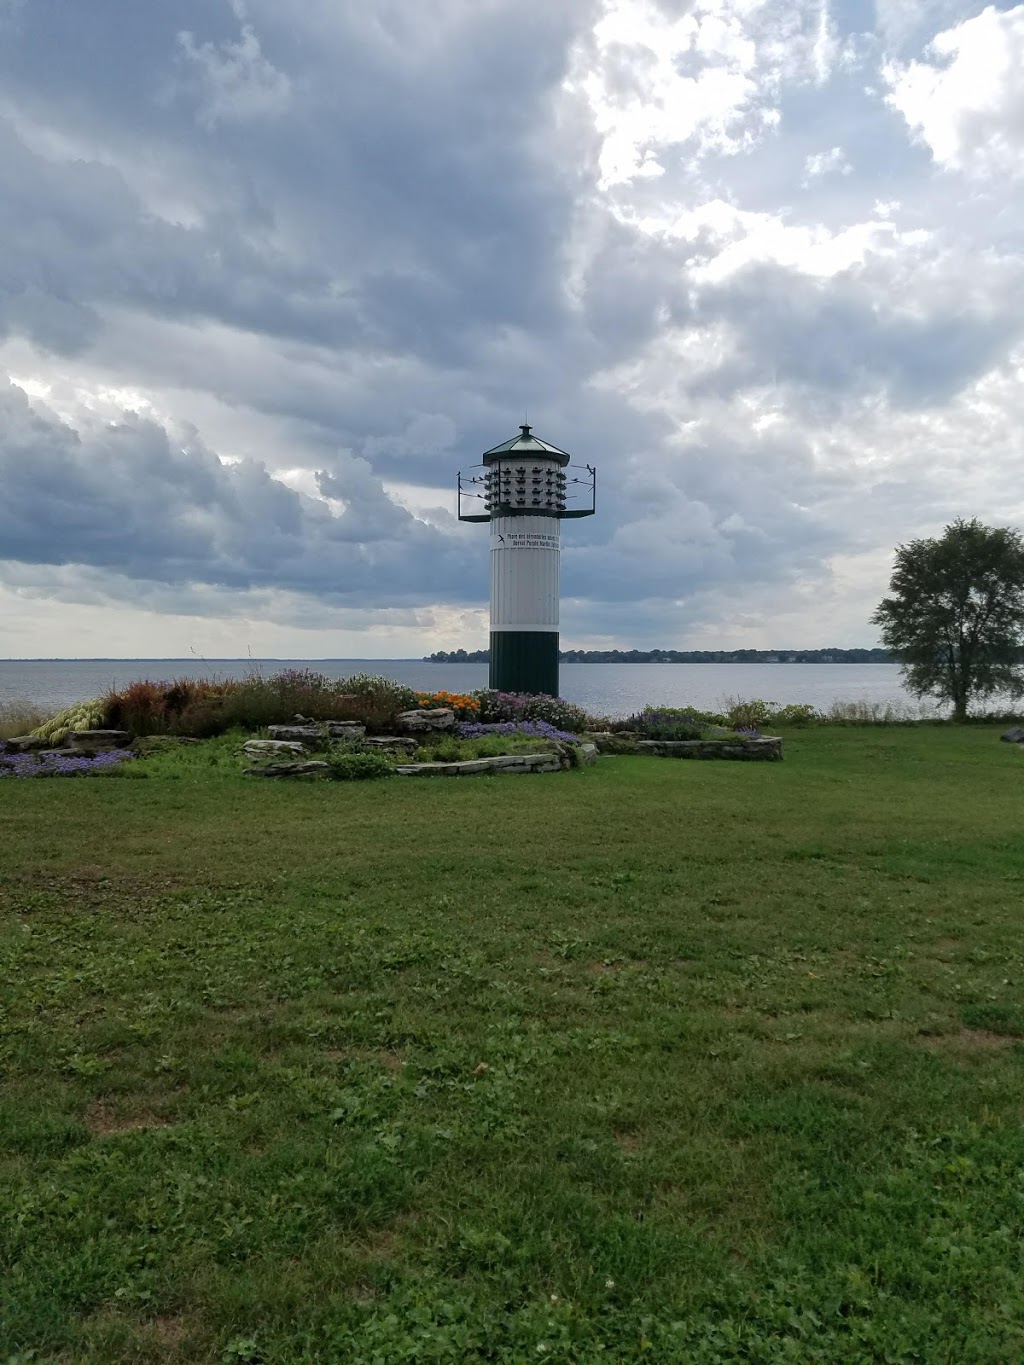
244 760 330 777
267 723 366 741
395 752 564 777
66 730 132 748
243 740 306 756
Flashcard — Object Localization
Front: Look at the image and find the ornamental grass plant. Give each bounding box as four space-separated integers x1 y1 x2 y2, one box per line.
0 701 54 740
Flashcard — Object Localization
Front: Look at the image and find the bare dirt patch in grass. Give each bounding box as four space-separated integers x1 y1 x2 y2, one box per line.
917 1028 1019 1055
146 1314 191 1346
84 1102 173 1136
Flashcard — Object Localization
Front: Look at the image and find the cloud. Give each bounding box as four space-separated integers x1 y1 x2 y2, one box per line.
174 13 292 129
803 145 852 180
0 0 1023 659
0 381 478 605
883 5 1024 175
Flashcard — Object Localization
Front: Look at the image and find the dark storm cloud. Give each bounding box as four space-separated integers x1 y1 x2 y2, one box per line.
0 382 477 603
692 259 1022 407
0 0 598 365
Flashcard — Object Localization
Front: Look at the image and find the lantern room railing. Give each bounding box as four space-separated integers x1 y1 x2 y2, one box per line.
458 462 596 522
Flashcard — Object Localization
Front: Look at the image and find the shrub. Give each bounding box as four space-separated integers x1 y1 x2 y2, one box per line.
334 674 418 732
102 670 418 738
105 678 237 736
474 691 589 735
719 697 822 729
343 674 418 708
522 695 590 734
218 669 365 730
721 698 778 730
627 705 728 732
326 751 394 781
474 690 528 723
764 703 820 727
630 709 704 740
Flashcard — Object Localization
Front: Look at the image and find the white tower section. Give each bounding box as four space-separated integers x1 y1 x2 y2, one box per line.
458 425 595 696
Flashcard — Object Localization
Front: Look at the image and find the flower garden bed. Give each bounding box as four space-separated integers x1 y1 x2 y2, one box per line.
4 675 795 779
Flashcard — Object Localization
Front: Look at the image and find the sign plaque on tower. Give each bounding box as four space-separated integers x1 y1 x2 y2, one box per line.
458 425 596 696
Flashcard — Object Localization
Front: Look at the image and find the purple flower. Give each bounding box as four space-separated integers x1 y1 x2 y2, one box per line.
456 719 578 744
0 749 134 778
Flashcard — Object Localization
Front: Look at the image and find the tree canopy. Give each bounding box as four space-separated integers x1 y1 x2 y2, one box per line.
872 518 1024 720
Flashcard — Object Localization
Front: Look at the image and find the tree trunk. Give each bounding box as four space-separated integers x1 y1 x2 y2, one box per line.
953 696 968 723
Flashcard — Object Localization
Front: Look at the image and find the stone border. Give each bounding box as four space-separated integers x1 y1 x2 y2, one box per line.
587 733 782 760
395 743 598 776
246 742 598 779
635 737 782 760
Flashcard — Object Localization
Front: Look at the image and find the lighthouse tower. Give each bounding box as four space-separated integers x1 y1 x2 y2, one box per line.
458 425 596 697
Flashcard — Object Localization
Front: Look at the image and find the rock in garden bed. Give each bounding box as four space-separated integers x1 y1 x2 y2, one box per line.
361 736 418 753
395 752 564 777
243 739 307 757
396 743 597 777
65 730 131 749
267 723 366 742
244 760 330 778
396 708 455 733
2 735 51 753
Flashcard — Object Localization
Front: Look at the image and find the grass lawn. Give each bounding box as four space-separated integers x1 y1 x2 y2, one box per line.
2 727 1024 1362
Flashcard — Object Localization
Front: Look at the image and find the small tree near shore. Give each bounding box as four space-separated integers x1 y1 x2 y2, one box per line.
872 519 1024 721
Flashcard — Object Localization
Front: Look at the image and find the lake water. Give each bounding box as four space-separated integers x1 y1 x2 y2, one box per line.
0 658 937 718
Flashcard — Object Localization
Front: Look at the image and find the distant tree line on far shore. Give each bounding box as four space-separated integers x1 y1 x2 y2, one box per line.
425 648 896 663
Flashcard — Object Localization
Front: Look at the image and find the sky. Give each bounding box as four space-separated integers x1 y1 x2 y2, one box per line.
1 0 1022 658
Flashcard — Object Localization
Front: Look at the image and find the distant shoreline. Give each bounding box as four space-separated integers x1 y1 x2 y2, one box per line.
425 650 893 664
2 653 894 664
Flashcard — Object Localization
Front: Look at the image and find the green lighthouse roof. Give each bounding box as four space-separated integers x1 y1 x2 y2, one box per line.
481 424 571 467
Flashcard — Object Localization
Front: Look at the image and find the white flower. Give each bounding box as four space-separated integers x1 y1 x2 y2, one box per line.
605 1278 615 1288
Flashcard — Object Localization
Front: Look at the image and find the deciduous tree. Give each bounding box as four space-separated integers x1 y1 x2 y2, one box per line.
872 519 1024 721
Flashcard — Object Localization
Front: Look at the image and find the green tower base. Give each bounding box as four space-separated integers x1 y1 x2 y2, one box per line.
489 631 559 697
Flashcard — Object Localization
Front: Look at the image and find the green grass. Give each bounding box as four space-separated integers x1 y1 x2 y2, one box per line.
2 727 1024 1362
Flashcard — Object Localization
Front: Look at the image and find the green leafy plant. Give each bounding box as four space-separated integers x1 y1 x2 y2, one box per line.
325 750 394 781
